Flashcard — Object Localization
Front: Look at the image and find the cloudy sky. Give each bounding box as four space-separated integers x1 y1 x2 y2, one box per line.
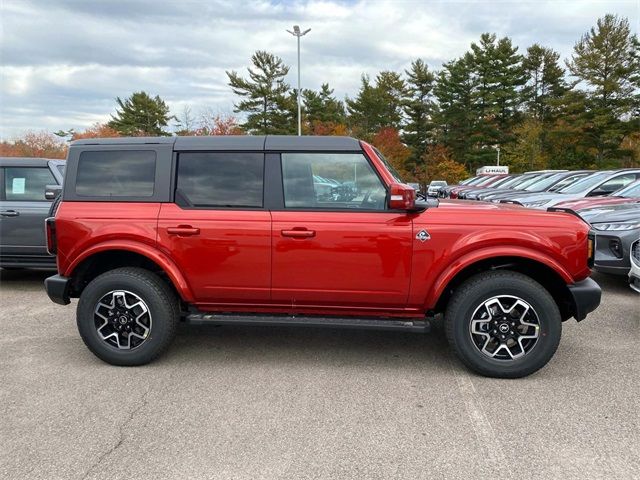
1 0 638 138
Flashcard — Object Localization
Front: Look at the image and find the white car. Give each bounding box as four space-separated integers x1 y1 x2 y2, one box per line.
428 180 447 197
630 239 640 293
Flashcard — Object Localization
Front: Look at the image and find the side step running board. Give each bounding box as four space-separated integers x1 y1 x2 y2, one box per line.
185 313 431 333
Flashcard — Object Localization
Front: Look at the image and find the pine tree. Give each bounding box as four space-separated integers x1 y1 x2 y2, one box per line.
522 44 567 122
403 59 436 165
566 14 640 164
469 33 525 159
433 53 479 168
303 83 346 125
107 91 173 136
226 51 295 134
346 71 406 138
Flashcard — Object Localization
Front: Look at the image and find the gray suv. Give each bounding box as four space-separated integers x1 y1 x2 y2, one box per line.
0 157 65 268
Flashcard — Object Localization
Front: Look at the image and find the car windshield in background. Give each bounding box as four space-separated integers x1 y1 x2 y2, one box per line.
559 172 610 194
550 174 587 191
514 174 549 190
524 172 567 192
614 180 640 197
488 176 514 187
466 176 490 185
373 147 404 183
431 181 447 186
494 175 524 189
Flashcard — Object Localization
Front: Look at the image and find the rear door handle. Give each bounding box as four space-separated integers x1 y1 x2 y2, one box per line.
0 210 19 217
281 229 316 238
167 226 200 236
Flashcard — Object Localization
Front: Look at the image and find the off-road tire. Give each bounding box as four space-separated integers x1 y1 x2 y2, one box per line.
445 270 562 378
77 267 179 366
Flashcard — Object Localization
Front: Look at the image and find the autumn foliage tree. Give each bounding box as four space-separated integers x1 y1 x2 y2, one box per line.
370 128 413 180
0 131 67 159
420 144 469 185
71 123 121 140
195 114 244 136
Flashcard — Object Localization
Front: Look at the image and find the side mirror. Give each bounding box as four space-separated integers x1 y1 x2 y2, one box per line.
45 184 62 201
388 183 420 211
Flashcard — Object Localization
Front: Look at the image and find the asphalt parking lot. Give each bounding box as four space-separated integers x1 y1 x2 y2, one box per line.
0 270 638 480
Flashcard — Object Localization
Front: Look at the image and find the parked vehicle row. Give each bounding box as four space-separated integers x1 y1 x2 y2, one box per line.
442 169 640 286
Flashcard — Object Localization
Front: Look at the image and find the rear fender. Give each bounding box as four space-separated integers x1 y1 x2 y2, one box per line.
65 240 194 302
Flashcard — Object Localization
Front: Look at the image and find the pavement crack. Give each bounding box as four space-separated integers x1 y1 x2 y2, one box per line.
80 386 152 480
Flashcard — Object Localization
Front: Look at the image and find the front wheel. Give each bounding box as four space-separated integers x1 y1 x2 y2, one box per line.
77 267 179 366
445 271 561 378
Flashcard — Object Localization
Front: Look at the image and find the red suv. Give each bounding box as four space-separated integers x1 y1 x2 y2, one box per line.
45 136 600 377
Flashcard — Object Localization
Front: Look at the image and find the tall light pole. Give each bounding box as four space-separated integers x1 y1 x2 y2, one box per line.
492 144 501 166
287 25 310 136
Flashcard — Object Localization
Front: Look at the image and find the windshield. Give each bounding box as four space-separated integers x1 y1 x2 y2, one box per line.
460 177 476 185
615 180 640 198
550 173 588 191
524 172 568 192
430 181 447 186
514 173 551 190
493 175 523 189
489 175 515 188
559 172 611 194
477 175 504 186
373 147 404 183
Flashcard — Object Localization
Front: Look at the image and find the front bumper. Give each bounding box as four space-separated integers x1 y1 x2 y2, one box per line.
593 229 639 276
44 274 71 305
567 277 601 321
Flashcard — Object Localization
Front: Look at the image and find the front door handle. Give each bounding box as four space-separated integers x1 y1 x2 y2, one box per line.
281 229 316 238
0 210 19 217
167 226 200 236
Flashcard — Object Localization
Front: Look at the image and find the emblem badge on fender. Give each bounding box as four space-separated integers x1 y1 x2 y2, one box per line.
416 230 431 242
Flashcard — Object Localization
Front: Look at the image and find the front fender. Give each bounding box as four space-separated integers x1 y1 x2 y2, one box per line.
423 245 574 310
65 240 195 302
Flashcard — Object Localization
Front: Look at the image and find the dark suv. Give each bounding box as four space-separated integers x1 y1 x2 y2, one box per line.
0 157 64 268
44 136 600 378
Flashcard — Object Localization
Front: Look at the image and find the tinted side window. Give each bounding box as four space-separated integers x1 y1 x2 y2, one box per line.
177 152 264 208
76 151 156 197
281 153 386 210
4 167 55 201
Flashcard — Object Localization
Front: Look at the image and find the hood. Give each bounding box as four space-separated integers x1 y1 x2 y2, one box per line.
555 196 640 212
502 192 579 209
419 199 590 233
579 202 640 224
436 199 524 211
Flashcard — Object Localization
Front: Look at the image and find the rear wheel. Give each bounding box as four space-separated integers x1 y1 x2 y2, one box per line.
77 267 179 366
445 271 561 378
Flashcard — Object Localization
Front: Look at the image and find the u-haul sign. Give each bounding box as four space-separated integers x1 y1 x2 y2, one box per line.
476 166 509 175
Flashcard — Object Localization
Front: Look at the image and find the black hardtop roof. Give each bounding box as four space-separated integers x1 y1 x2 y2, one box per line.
0 157 65 167
71 135 362 152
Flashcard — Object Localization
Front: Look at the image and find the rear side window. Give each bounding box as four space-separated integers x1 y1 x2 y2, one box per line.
4 167 55 201
76 151 156 197
177 152 264 208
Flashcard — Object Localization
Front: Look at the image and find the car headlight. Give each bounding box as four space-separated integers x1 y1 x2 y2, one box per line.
592 221 640 231
521 200 550 208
